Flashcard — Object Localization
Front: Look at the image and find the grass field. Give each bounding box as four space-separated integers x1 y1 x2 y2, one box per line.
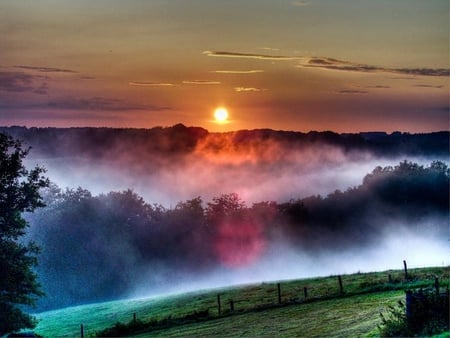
137 291 403 337
33 266 449 337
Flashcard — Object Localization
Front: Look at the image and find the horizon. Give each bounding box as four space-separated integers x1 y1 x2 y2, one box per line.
2 123 449 135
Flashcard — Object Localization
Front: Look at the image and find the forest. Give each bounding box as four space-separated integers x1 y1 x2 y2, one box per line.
1 125 449 159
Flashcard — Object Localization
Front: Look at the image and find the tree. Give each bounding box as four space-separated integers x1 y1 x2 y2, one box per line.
0 133 49 335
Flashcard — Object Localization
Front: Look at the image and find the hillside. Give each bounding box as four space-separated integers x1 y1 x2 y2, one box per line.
33 266 449 337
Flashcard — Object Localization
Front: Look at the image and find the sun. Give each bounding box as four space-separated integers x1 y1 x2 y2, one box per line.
214 107 229 123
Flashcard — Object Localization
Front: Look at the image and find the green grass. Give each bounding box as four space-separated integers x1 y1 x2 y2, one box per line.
137 291 404 337
33 266 449 337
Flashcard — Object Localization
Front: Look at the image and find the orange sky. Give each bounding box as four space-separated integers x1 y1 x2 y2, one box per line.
0 0 448 132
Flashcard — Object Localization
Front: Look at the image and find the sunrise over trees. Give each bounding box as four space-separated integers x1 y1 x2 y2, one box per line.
0 1 448 337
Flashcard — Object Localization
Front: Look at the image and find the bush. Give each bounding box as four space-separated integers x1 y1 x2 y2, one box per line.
379 289 449 337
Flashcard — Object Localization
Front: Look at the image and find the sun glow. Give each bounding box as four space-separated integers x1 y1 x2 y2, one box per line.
214 107 229 123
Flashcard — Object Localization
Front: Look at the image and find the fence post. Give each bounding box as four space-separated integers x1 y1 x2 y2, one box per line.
80 324 84 338
133 312 136 324
338 275 344 294
217 294 221 315
403 260 408 280
435 277 439 295
304 286 308 299
388 274 392 283
277 283 281 304
405 290 413 324
230 300 234 312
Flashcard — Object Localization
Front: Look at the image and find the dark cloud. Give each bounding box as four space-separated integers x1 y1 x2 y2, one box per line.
304 57 450 77
338 89 369 94
0 71 48 94
14 65 77 73
366 85 391 89
203 51 449 77
47 97 171 111
413 84 444 89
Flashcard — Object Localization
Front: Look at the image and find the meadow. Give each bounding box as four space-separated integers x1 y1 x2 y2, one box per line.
33 266 449 337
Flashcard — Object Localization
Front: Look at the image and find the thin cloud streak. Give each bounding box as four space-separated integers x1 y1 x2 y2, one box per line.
46 97 172 111
129 81 175 87
203 50 299 61
413 84 444 89
291 1 310 7
182 80 221 85
234 87 267 92
211 70 264 74
338 89 369 95
303 57 450 77
14 65 77 73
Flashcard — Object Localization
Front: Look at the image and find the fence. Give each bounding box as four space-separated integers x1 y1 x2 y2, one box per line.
79 262 449 337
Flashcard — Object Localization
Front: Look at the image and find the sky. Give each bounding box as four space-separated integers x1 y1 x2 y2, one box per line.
0 0 448 133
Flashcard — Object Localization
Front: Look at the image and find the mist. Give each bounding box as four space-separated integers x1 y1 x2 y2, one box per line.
3 126 447 311
130 219 448 301
19 127 448 206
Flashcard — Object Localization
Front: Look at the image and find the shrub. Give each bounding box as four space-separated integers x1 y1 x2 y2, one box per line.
379 289 449 337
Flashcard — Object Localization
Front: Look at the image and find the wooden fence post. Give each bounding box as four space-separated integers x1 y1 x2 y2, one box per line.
80 324 84 338
217 294 221 315
304 286 308 299
435 277 439 295
405 290 413 323
388 274 392 283
403 260 408 280
277 283 281 304
338 275 343 294
230 300 234 312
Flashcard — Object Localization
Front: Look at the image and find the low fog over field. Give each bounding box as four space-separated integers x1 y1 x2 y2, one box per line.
2 126 447 311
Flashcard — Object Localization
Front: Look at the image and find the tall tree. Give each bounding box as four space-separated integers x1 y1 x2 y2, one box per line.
0 133 49 336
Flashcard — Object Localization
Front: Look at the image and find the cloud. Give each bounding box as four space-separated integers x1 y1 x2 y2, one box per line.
211 70 264 74
338 89 369 94
203 50 449 77
291 1 310 6
0 71 48 94
129 81 175 87
302 57 450 77
203 50 298 61
259 47 281 51
366 85 391 89
46 97 171 111
182 80 221 85
234 87 267 92
413 84 444 89
33 82 49 95
14 65 77 73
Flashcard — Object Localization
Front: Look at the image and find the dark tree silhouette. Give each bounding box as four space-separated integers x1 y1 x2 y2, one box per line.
0 133 49 336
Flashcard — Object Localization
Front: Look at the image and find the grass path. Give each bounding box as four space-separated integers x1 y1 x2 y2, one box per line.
136 291 403 337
